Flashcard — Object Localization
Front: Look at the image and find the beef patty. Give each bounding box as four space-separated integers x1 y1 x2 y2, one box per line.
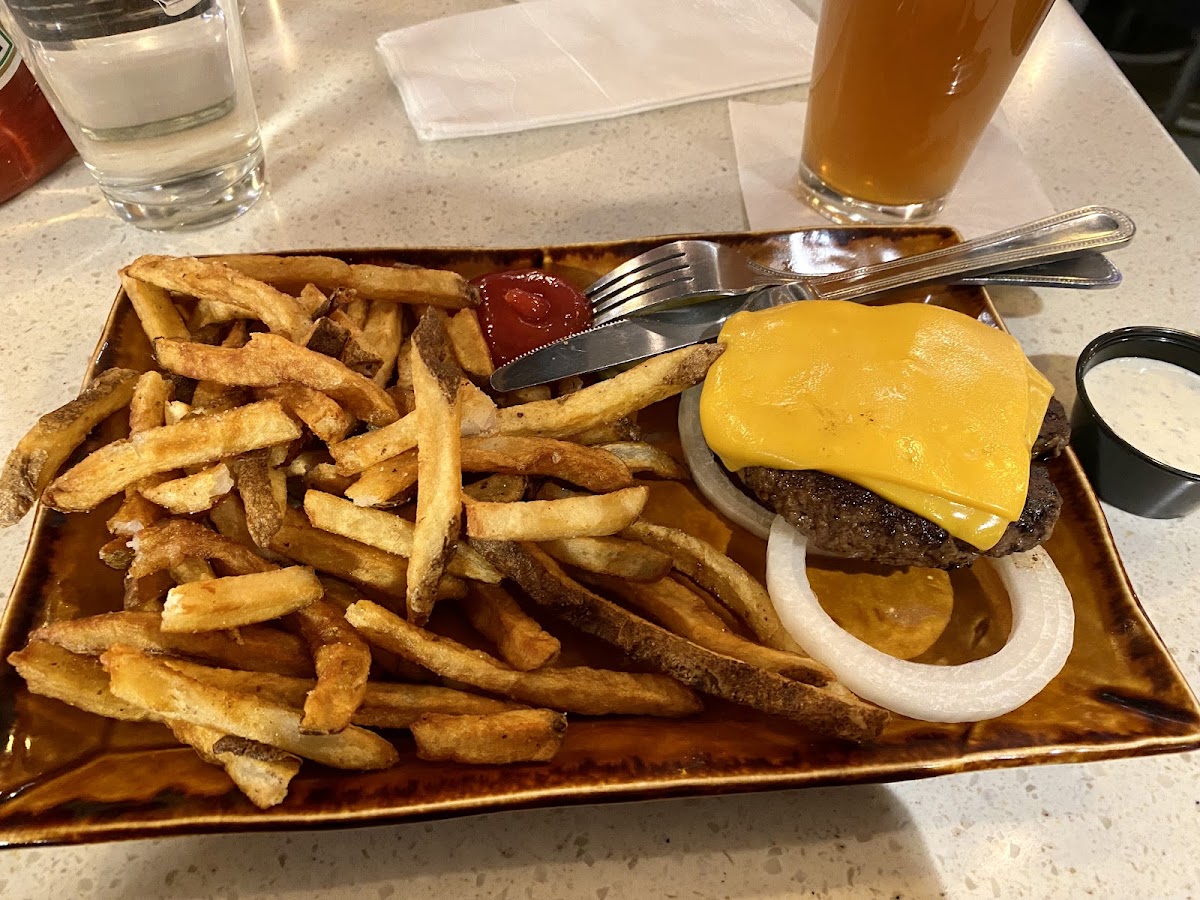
741 398 1071 569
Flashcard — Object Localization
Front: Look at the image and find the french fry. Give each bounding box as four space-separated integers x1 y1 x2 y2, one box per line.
155 333 399 426
621 521 804 655
42 400 302 513
462 474 528 503
301 316 350 358
162 566 323 632
330 380 496 477
554 376 585 397
470 541 888 742
129 518 275 579
0 368 140 526
256 383 354 444
218 254 478 308
330 309 384 379
460 436 633 492
192 321 252 413
410 709 566 764
496 385 552 406
298 283 331 317
103 646 399 769
127 255 313 340
107 492 165 537
302 490 500 583
170 558 216 584
139 462 233 515
123 570 174 613
464 487 648 542
289 600 371 735
231 450 285 549
363 300 404 387
168 721 301 809
119 272 190 342
591 575 835 685
345 600 702 717
128 370 171 432
34 611 314 677
390 340 415 414
445 308 495 379
7 641 156 721
495 345 721 439
599 442 688 480
460 582 560 671
100 535 134 569
541 535 672 582
269 520 466 602
407 309 464 624
156 655 519 726
571 418 641 446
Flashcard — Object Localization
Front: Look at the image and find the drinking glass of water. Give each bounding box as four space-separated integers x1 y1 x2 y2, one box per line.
0 0 265 231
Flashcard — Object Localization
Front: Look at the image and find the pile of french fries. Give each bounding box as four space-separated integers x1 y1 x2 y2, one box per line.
0 253 887 810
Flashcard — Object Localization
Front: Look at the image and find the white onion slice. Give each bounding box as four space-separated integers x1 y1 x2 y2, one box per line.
766 517 1075 722
678 386 775 540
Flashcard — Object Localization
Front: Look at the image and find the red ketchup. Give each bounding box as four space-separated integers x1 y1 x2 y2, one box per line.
471 269 592 366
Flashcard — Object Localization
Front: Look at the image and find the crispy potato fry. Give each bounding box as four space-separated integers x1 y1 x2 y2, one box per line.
127 255 313 340
346 600 701 717
208 492 258 551
471 541 887 741
541 535 672 582
124 570 174 613
592 575 834 685
231 451 285 549
464 486 648 542
107 492 165 537
256 383 354 444
100 535 134 569
462 474 528 503
119 272 190 342
303 490 500 583
218 254 478 308
495 345 721 439
103 646 398 769
128 370 171 432
411 709 566 764
269 520 466 602
302 316 350 358
170 558 216 584
157 656 519 726
162 566 322 632
407 310 464 624
496 385 552 407
8 641 156 721
445 308 495 379
460 582 560 671
169 721 302 809
554 376 585 397
571 418 641 446
329 379 495 476
331 310 384 379
462 435 633 492
363 301 404 387
129 518 275 579
599 442 688 480
621 521 803 655
34 611 314 676
0 368 140 526
298 283 331 317
155 333 398 426
289 600 371 734
139 462 233 514
390 340 415 414
43 400 302 513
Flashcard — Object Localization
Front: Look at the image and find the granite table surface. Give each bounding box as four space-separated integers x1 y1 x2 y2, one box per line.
1 1 1198 897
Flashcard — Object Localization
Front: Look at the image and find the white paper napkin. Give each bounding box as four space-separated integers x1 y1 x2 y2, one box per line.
728 99 1056 241
377 0 818 141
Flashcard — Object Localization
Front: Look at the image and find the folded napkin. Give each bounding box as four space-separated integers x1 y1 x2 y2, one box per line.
728 100 1056 243
377 0 818 141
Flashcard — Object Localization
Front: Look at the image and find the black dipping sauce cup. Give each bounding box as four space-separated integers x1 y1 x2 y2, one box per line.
1072 326 1200 518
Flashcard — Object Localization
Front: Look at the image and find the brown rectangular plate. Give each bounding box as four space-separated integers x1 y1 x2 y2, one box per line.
1 228 1197 847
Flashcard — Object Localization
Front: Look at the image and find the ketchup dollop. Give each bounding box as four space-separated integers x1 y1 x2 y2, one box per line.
471 269 592 366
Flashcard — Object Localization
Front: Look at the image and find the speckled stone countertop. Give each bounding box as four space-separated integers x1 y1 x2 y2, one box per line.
1 2 1198 897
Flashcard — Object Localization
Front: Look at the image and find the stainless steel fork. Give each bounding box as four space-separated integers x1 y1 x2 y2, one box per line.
586 206 1135 325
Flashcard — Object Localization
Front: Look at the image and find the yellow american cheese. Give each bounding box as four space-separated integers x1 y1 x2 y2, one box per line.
699 301 1053 550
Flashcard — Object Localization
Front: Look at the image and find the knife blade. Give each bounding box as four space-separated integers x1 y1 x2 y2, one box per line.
489 293 756 392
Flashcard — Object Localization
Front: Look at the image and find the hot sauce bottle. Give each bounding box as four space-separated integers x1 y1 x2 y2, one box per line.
0 24 75 205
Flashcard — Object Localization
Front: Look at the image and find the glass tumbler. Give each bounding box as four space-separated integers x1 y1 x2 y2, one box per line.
0 0 265 230
798 0 1053 224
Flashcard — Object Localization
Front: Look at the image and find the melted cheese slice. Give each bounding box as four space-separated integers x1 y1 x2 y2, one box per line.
700 301 1053 550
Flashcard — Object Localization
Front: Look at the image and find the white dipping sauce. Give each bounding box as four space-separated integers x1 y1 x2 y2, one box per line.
1084 356 1200 474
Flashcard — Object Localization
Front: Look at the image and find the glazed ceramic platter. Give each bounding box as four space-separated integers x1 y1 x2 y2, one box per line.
1 229 1197 847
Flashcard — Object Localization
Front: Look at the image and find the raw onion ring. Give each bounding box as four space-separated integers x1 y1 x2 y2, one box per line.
765 517 1075 722
678 386 775 540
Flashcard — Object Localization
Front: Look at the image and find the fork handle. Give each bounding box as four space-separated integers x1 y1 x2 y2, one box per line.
799 206 1135 302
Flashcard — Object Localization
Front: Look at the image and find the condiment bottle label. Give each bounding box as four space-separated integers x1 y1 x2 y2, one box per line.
0 26 18 92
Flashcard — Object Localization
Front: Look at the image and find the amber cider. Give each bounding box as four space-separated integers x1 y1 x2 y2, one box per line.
801 0 1052 213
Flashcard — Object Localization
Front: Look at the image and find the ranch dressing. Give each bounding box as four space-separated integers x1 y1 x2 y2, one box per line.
1084 356 1200 474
